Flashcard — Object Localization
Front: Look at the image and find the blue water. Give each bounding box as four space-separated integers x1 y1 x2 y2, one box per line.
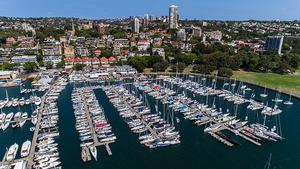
1 77 300 169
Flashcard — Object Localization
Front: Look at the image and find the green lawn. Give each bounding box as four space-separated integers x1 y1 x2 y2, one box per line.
233 69 300 97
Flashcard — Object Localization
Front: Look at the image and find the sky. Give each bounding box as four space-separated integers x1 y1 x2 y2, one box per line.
0 0 299 20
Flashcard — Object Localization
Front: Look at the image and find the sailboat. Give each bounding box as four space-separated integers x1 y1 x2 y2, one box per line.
89 145 97 161
272 91 283 103
283 93 293 105
263 153 272 169
260 86 268 98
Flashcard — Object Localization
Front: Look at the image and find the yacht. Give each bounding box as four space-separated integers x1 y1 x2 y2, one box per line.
2 112 13 131
284 94 293 105
0 113 5 125
35 97 42 106
6 143 18 162
21 140 31 157
12 98 19 107
12 112 21 128
31 110 38 125
19 97 25 106
204 123 222 132
19 112 28 127
6 100 12 107
89 145 97 161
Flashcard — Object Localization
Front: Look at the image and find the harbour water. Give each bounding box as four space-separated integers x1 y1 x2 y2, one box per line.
1 78 300 169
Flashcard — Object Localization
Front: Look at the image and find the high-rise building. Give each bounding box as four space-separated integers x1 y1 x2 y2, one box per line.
144 14 150 27
264 36 284 55
132 17 140 34
177 29 186 41
192 26 202 37
169 5 178 29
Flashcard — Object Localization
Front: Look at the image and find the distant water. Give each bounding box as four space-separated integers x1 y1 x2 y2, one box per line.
1 78 300 169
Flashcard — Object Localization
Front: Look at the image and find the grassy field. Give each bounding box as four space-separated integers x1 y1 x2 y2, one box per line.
233 69 300 97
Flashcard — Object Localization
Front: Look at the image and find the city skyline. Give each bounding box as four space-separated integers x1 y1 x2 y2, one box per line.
0 0 300 20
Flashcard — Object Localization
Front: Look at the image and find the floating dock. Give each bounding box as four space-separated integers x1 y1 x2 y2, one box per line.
208 132 234 147
80 90 114 156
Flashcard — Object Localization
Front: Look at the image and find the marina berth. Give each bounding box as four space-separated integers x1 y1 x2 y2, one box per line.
30 76 67 169
102 85 180 148
5 143 18 162
134 75 283 146
21 140 31 157
0 69 291 168
72 86 116 162
2 112 13 131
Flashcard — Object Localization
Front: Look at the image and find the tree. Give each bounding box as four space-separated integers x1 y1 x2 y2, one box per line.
56 60 65 68
153 61 169 72
101 48 113 57
218 67 233 77
24 62 37 72
171 62 186 73
109 27 127 39
45 61 53 69
146 55 164 67
128 56 148 72
174 53 197 65
74 64 85 71
2 63 16 70
193 64 216 74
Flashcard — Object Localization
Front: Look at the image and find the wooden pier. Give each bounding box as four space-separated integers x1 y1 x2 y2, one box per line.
81 91 99 145
80 89 114 156
27 89 50 167
210 125 262 146
208 132 234 147
0 93 48 167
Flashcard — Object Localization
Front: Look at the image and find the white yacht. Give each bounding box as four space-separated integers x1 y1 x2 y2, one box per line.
12 98 19 107
89 145 97 161
0 113 5 125
21 140 31 157
204 123 222 132
6 143 18 162
2 112 13 131
6 100 12 107
19 112 28 127
35 97 41 106
31 110 38 125
12 112 21 128
19 97 25 106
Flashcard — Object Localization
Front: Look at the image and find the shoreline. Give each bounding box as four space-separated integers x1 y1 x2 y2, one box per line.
143 72 300 99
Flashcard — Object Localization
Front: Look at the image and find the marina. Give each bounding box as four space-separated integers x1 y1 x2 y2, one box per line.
103 85 180 148
71 86 116 162
0 73 299 169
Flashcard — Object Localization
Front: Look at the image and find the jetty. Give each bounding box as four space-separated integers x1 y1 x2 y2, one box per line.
27 89 49 167
79 88 115 156
0 92 48 167
208 132 234 147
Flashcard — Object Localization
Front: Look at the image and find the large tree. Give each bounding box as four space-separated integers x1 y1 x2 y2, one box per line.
24 62 37 72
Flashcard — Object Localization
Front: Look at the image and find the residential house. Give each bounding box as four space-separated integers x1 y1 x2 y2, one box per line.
19 37 35 48
63 45 75 57
42 38 62 56
152 48 165 59
6 37 17 47
108 57 117 64
100 57 109 65
75 46 89 57
11 55 37 64
94 49 102 57
43 55 62 65
137 40 151 51
114 39 129 48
